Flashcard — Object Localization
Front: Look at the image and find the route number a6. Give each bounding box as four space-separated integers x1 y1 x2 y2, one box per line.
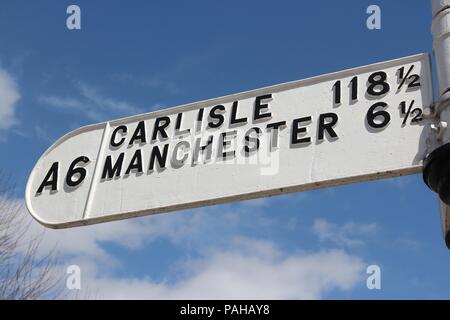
36 156 90 194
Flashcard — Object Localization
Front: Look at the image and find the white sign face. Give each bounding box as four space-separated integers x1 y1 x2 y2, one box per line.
26 53 434 228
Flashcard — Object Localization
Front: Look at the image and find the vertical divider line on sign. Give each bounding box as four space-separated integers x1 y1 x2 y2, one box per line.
82 122 111 220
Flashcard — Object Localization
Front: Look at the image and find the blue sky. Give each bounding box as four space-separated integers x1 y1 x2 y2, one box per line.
1 0 449 299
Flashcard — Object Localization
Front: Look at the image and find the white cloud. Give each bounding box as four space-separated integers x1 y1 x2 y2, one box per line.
110 73 182 95
108 44 229 97
39 95 85 110
34 125 54 143
39 82 144 122
25 205 247 264
70 243 365 299
27 211 202 262
9 197 368 299
312 218 378 248
39 95 103 122
0 67 20 131
77 82 142 115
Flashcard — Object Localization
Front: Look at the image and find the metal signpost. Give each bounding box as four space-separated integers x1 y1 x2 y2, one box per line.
23 0 450 249
422 0 450 249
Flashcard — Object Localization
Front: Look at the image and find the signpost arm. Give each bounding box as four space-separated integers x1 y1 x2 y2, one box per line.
424 0 450 249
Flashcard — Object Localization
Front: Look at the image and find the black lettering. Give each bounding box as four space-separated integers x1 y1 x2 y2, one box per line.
175 113 190 136
110 125 127 147
208 105 225 129
266 121 286 150
254 94 272 121
129 121 146 145
318 113 338 141
266 121 286 131
125 149 143 175
197 108 204 122
66 156 89 187
230 101 247 126
149 144 169 171
192 135 214 165
171 141 190 169
219 131 236 160
101 153 125 179
36 162 59 193
196 108 204 132
152 116 170 141
291 116 312 145
244 127 262 155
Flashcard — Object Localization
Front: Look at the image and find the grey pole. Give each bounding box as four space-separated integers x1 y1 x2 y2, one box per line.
424 0 450 249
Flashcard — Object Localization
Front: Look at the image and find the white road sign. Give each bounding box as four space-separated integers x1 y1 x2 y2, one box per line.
26 53 434 228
